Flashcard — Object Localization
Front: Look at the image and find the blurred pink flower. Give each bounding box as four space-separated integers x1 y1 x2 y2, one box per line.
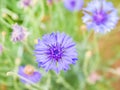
87 72 101 84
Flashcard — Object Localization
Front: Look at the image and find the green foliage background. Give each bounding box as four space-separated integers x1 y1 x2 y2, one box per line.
0 0 120 90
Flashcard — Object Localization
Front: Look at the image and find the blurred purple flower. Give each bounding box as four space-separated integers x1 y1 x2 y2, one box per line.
11 24 28 42
20 0 32 7
82 0 119 33
0 44 3 54
34 32 78 73
64 0 84 11
47 0 53 4
47 0 53 6
18 65 41 84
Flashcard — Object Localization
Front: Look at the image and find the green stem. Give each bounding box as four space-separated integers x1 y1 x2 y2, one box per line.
0 18 11 28
45 73 51 90
83 56 89 77
57 75 74 90
40 0 45 21
82 31 93 77
93 33 100 70
7 71 43 89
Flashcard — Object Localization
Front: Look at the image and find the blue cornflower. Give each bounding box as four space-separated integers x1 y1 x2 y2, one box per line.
64 0 84 11
18 65 41 84
82 0 119 33
34 32 78 73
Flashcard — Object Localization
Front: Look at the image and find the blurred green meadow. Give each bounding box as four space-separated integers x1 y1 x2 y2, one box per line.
0 0 120 90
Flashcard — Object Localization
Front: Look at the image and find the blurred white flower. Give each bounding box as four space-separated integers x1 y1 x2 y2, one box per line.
109 67 120 76
1 31 7 37
15 58 21 66
85 50 92 59
80 24 87 31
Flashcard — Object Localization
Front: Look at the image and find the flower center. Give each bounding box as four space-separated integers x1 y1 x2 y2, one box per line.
53 49 59 55
71 1 76 7
93 11 107 25
24 65 34 76
48 45 63 61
